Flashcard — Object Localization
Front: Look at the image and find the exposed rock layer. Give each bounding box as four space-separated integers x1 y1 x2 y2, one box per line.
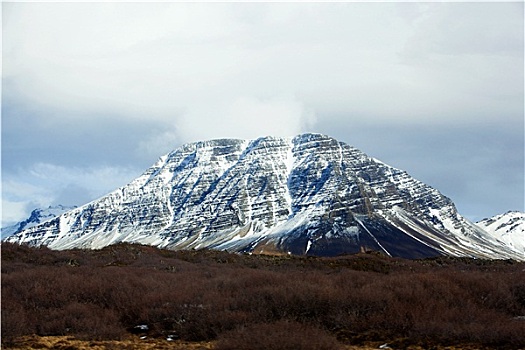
6 134 523 260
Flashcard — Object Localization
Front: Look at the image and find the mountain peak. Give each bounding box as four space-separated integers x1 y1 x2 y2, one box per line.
476 212 525 253
5 134 523 261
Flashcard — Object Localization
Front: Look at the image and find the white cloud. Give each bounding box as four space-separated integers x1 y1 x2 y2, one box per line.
2 2 523 223
1 200 28 227
4 2 522 135
27 163 140 194
178 96 316 142
137 127 181 159
401 2 523 58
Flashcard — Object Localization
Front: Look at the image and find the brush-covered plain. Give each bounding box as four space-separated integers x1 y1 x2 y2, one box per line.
2 243 525 349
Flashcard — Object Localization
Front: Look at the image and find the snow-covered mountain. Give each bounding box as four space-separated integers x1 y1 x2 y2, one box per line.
1 205 77 239
5 134 523 260
476 211 525 254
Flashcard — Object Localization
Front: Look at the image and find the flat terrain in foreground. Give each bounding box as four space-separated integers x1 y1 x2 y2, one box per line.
2 243 525 349
6 335 492 350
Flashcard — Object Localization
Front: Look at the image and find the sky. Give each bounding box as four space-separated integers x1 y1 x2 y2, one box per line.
2 2 524 227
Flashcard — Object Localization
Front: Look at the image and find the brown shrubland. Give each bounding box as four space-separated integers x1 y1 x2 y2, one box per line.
2 242 524 349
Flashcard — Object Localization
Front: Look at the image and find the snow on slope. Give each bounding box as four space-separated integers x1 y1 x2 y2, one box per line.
5 134 523 261
1 205 76 239
476 211 525 253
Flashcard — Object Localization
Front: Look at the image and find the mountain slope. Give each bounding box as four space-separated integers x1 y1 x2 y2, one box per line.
476 211 524 254
1 205 76 239
5 134 523 260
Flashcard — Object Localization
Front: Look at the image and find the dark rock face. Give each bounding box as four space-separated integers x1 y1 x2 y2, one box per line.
5 134 523 260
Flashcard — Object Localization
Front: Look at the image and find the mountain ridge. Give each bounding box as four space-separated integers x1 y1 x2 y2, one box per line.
5 133 523 260
1 205 76 240
476 211 525 254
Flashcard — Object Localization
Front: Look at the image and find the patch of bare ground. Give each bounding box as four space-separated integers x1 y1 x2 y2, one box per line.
2 336 501 350
3 335 215 350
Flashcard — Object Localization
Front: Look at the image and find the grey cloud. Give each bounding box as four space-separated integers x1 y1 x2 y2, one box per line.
2 2 523 225
2 99 170 171
4 2 522 127
53 184 94 209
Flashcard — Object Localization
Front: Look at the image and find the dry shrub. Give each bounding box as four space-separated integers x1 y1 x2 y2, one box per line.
1 299 30 345
2 242 525 348
35 302 123 340
215 320 343 350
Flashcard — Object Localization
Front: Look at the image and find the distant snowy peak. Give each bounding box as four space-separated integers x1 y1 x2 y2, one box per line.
1 205 77 239
476 211 525 253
